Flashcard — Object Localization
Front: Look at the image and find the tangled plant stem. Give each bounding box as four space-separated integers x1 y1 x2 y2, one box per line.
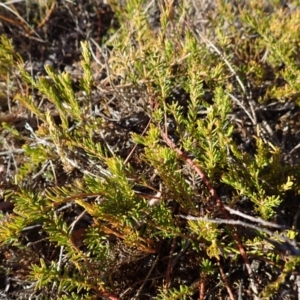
161 129 259 297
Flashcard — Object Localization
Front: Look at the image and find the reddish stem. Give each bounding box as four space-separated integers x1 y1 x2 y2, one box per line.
199 279 206 300
217 260 235 300
161 131 258 296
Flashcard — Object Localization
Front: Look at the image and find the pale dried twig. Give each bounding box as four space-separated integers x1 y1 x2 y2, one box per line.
224 206 287 229
179 215 300 255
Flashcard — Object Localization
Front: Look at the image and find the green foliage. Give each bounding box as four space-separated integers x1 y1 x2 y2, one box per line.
199 258 216 276
157 285 194 300
1 0 300 298
31 259 94 296
0 35 21 78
